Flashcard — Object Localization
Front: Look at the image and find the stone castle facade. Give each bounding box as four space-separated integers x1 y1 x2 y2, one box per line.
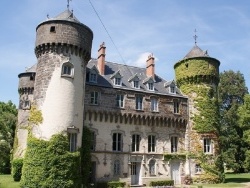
15 8 220 187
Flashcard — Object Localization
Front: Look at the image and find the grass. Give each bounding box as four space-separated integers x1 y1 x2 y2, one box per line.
190 173 250 188
0 173 249 188
0 175 19 188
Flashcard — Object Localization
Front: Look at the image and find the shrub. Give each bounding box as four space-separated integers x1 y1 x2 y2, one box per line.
96 181 108 188
193 173 221 184
20 134 82 188
12 158 23 181
183 175 193 185
149 180 174 186
107 181 126 188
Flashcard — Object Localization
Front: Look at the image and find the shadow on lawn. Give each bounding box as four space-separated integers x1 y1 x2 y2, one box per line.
225 177 250 183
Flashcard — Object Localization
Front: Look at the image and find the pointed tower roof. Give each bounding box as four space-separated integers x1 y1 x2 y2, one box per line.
51 9 80 23
183 45 209 59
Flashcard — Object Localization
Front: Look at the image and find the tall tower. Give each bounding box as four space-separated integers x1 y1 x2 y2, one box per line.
32 9 93 143
15 65 36 158
174 44 221 177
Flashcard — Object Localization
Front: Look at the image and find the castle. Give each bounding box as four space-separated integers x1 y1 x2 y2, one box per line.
14 8 221 187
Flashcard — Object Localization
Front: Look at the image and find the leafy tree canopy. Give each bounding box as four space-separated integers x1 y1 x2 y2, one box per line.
0 101 17 174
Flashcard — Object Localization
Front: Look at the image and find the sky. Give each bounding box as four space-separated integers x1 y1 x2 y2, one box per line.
1 0 250 106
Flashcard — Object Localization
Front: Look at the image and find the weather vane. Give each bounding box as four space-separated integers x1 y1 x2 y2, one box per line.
67 0 72 9
193 29 198 45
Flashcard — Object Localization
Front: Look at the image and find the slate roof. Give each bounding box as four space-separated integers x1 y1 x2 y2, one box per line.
87 59 184 97
50 9 81 23
184 45 209 59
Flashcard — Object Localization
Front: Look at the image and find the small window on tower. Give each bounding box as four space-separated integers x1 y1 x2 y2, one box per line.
61 62 74 78
50 26 56 33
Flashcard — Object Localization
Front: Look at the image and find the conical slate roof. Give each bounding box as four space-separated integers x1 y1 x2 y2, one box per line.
183 45 209 59
49 9 80 23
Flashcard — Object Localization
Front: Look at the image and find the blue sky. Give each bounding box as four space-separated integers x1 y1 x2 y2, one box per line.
1 0 250 106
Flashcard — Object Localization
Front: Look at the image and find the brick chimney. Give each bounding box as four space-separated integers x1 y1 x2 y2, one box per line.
97 42 106 75
146 53 155 78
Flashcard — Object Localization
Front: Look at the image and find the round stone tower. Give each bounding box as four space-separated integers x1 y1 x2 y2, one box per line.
14 65 36 157
33 9 93 145
174 44 221 176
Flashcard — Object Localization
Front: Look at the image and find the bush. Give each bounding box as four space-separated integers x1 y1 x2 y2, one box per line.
149 180 174 186
20 134 82 188
107 181 126 188
12 158 23 181
96 181 108 188
193 173 221 184
183 175 193 185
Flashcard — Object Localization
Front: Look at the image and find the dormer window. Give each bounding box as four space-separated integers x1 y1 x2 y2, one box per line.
148 82 154 91
90 72 97 83
129 74 140 89
115 77 122 86
170 85 176 93
133 80 139 89
61 62 74 78
111 70 122 87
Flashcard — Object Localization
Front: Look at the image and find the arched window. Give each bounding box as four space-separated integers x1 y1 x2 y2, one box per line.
61 62 74 77
149 159 156 176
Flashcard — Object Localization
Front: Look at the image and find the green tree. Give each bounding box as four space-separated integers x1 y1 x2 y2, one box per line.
238 94 250 171
0 101 17 174
218 70 248 173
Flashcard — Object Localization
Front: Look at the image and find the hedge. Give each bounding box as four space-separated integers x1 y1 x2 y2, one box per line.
12 158 23 181
107 181 126 188
149 180 174 186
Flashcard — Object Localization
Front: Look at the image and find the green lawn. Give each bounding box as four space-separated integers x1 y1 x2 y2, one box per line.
191 173 250 188
0 175 19 188
0 173 249 188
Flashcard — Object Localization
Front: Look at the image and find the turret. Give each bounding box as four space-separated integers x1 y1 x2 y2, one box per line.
33 9 93 144
174 44 222 178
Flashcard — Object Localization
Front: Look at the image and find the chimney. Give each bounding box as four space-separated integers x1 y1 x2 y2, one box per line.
97 42 106 75
146 53 155 78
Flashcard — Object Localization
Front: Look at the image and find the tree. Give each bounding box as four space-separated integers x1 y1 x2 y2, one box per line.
238 94 250 171
218 70 248 173
0 101 17 174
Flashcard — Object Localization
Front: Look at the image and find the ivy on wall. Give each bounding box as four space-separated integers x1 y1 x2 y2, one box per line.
174 57 224 183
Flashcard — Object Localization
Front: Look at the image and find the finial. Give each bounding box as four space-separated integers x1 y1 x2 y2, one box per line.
67 0 72 10
193 29 198 45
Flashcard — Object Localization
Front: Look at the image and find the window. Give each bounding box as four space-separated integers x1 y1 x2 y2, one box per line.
149 160 156 176
148 135 156 152
204 138 211 153
173 101 179 114
171 136 178 153
115 77 122 86
151 98 158 112
170 85 175 93
136 96 143 110
133 80 139 89
50 26 56 32
90 91 99 105
148 82 154 91
89 72 97 83
23 100 30 110
116 94 124 108
132 134 140 152
113 133 122 151
62 62 74 77
90 131 96 151
195 164 202 174
69 133 77 152
113 160 121 176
